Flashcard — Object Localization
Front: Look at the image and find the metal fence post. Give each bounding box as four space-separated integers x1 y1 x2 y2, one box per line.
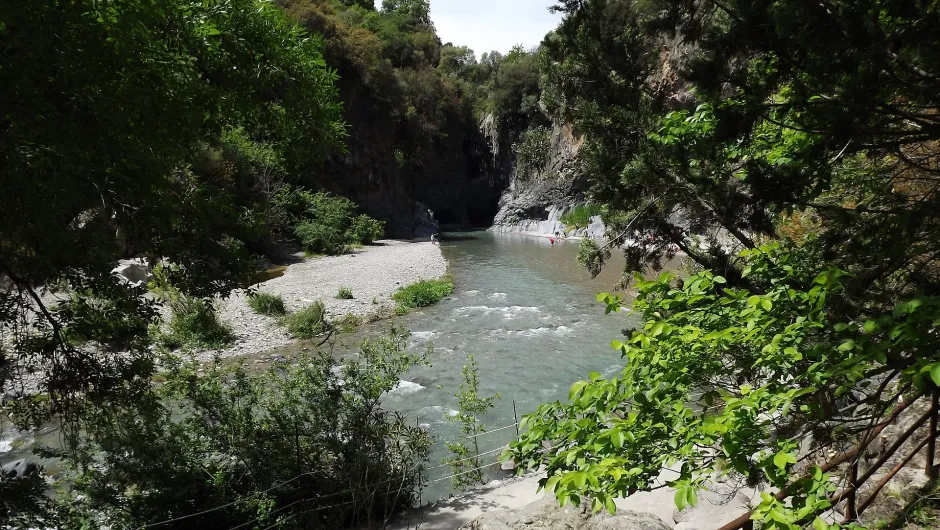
512 399 520 438
845 459 858 522
928 392 938 479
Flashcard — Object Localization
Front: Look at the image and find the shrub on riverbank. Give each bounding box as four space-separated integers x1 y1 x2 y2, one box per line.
148 265 235 350
274 186 384 255
152 297 235 351
281 301 332 339
337 313 363 332
295 219 349 255
560 203 603 228
336 286 354 299
392 278 454 312
247 292 287 316
351 214 385 245
58 328 432 529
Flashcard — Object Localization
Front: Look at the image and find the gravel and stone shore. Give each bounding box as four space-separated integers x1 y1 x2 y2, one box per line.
204 240 446 360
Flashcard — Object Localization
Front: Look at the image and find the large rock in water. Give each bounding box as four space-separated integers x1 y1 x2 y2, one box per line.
2 459 38 479
459 497 672 530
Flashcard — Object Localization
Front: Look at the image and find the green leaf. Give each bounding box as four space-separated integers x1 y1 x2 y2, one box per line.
713 276 727 284
773 451 796 470
686 487 698 508
674 488 688 511
761 299 772 311
930 364 940 387
650 321 666 337
612 429 625 448
571 471 587 488
605 496 616 515
863 320 879 333
747 295 761 307
812 517 828 530
569 380 588 401
544 475 562 492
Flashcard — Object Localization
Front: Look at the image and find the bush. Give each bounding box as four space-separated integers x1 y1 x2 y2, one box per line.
57 328 432 529
281 301 333 339
560 203 603 228
350 214 385 245
294 219 348 255
512 126 551 179
337 313 363 332
275 186 385 254
336 286 354 299
392 278 454 311
247 292 287 316
157 296 235 350
576 238 604 278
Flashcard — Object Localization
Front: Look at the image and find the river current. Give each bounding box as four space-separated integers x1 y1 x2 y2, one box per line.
1 230 654 503
375 230 642 501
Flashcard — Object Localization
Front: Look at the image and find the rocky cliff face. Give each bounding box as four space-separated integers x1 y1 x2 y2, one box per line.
314 77 503 238
489 117 591 236
488 33 696 238
282 0 508 239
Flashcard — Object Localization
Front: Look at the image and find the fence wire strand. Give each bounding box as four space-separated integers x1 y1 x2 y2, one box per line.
139 419 521 530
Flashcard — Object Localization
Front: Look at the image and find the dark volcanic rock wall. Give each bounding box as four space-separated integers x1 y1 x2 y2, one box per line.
313 75 499 238
490 118 588 230
281 0 506 238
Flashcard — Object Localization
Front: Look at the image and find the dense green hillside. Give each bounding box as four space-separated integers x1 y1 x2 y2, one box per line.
276 0 547 232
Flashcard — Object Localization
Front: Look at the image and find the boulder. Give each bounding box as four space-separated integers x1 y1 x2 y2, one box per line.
458 496 672 530
112 258 152 287
2 459 38 479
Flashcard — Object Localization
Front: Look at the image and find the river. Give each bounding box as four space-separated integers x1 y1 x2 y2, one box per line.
375 230 644 502
1 230 659 503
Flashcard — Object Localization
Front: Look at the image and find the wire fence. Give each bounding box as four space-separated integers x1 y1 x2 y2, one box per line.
138 410 525 530
421 399 523 486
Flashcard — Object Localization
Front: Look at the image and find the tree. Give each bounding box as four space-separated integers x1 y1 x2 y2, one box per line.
341 0 376 9
442 355 500 490
439 45 477 76
0 0 343 522
380 0 432 27
543 0 940 304
510 245 940 527
486 48 546 139
511 0 940 526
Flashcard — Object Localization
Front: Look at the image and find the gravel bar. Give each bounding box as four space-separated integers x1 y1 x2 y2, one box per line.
204 240 446 360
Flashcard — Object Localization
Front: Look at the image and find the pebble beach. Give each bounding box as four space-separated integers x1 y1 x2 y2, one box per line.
203 240 447 361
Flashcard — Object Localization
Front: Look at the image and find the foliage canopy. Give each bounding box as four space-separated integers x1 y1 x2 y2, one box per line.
507 0 940 528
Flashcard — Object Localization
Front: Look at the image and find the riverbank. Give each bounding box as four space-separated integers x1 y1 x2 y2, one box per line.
490 205 606 241
391 470 754 530
202 239 446 361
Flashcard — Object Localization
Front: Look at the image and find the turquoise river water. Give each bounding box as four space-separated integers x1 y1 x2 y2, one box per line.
1 230 665 503
374 231 646 501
